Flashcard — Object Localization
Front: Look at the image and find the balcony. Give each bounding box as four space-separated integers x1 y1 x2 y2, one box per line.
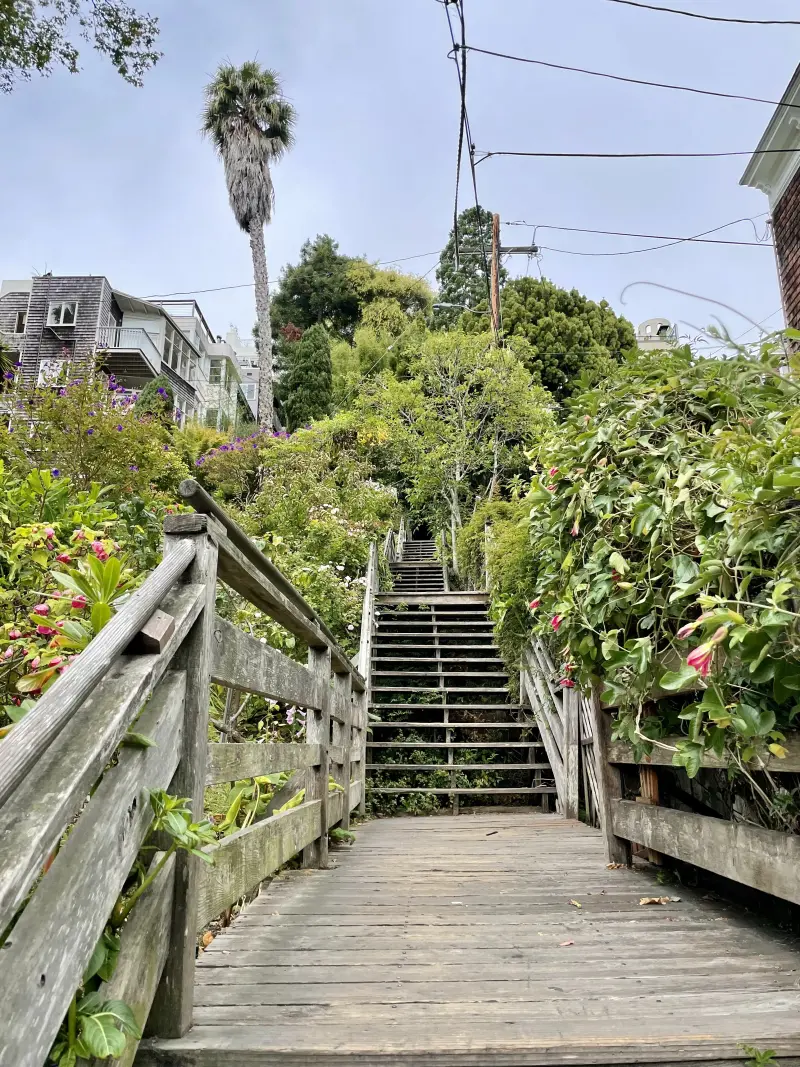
96 327 162 381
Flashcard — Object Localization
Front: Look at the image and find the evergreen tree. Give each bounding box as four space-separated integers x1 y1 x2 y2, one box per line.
283 324 332 431
134 374 174 425
271 236 360 339
434 206 507 328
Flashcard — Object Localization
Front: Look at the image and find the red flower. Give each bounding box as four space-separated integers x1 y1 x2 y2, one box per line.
36 625 56 636
687 643 713 677
8 629 22 640
559 678 576 688
33 604 49 616
72 596 87 610
546 484 556 492
529 598 541 611
49 656 63 667
551 615 562 632
56 553 72 564
91 541 109 561
548 467 559 477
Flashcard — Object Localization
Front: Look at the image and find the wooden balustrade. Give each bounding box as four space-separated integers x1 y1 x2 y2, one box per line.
0 491 370 1067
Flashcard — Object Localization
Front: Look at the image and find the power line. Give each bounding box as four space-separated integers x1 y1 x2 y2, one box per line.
603 0 800 25
461 45 800 111
502 217 773 252
476 148 800 163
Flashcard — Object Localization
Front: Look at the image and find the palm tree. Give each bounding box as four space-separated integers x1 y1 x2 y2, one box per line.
203 61 296 427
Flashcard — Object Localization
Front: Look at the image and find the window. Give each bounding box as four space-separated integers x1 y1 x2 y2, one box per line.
47 302 78 327
37 358 70 387
209 359 223 385
243 383 256 400
14 311 26 334
204 408 218 429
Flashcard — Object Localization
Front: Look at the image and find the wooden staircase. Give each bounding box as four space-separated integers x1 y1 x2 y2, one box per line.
367 537 556 811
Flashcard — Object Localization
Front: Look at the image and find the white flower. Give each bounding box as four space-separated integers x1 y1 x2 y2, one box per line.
347 624 355 631
259 637 267 644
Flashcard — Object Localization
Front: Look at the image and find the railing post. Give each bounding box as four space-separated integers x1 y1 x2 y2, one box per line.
562 687 581 820
588 685 631 866
354 687 368 816
148 513 220 1038
303 646 332 869
332 671 353 829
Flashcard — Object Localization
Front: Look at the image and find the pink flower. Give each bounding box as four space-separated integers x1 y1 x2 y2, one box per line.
45 528 55 539
56 553 71 564
551 615 562 632
73 530 86 541
36 625 55 637
3 647 13 660
529 598 541 611
676 622 696 640
546 484 556 492
30 656 40 670
570 521 580 537
91 541 108 561
548 467 559 477
49 656 63 667
33 604 49 616
687 643 714 677
8 630 21 640
71 596 87 610
559 678 576 688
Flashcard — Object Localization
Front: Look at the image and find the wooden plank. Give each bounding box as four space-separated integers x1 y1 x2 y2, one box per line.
210 616 320 709
331 672 353 830
209 520 363 690
149 519 219 1038
520 665 564 799
0 581 203 935
561 685 580 821
195 801 322 929
302 647 331 869
523 648 564 755
0 538 195 809
609 734 800 773
173 481 364 691
589 685 631 866
367 787 557 795
0 672 186 1067
93 853 176 1067
612 799 800 906
206 743 321 786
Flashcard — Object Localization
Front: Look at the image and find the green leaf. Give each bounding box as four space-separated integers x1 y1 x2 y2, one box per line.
731 703 775 739
672 741 704 778
671 554 699 586
103 999 142 1038
121 731 156 749
32 549 49 568
102 556 122 601
658 664 699 692
76 1013 127 1060
608 551 628 575
91 600 112 633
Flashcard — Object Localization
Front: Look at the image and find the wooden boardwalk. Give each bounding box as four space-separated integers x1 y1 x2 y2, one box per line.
141 812 800 1066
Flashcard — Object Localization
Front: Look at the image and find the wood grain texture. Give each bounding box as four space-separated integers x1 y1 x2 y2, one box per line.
141 811 800 1067
94 853 176 1067
612 799 800 905
149 524 219 1038
0 539 194 809
0 671 185 1067
210 616 320 710
302 648 331 869
588 685 631 865
206 743 321 786
561 684 580 820
0 581 203 934
609 734 800 772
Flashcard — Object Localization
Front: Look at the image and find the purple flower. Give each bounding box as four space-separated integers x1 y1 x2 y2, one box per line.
116 424 123 431
157 387 167 397
58 388 67 397
51 469 60 478
88 410 96 416
3 371 14 380
129 464 139 472
195 457 205 466
163 444 169 451
86 428 94 435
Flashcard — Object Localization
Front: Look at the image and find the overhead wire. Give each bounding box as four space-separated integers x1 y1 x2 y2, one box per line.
476 148 800 163
460 46 800 111
602 0 800 26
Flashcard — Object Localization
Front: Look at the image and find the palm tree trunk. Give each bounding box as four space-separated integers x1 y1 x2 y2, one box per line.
249 218 274 427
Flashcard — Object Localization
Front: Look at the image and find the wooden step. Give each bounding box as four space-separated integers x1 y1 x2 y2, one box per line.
366 763 552 771
367 786 558 795
367 740 546 748
370 703 521 711
374 644 497 652
369 721 529 729
372 671 509 679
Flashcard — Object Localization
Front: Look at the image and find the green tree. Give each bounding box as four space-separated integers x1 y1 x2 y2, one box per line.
283 324 333 431
134 374 174 425
486 276 636 398
0 0 161 91
434 205 507 328
271 235 359 339
203 61 296 428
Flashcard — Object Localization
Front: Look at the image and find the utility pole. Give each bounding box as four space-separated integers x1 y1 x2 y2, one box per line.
490 212 501 344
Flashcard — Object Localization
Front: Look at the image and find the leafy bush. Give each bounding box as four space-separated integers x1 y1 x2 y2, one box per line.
485 340 800 816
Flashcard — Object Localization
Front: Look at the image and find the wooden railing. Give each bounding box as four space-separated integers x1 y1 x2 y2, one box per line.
0 479 369 1066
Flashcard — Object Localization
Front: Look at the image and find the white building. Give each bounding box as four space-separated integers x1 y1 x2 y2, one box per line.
225 327 259 419
636 318 678 352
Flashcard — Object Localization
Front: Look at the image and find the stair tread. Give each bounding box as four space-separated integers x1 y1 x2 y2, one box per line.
365 763 551 771
368 741 545 748
366 787 558 794
370 721 530 728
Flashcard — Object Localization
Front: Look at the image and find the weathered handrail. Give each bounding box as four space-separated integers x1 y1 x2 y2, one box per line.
0 540 196 808
0 495 372 1066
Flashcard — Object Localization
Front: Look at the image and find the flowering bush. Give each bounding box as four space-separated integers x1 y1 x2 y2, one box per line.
0 465 164 732
482 340 800 810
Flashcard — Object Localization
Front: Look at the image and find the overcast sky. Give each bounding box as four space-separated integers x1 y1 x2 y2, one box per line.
1 0 798 350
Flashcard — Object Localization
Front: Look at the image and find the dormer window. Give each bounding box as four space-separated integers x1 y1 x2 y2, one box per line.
47 301 78 326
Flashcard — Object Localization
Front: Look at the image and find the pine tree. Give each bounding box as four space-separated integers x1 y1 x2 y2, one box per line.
283 324 332 431
434 206 507 328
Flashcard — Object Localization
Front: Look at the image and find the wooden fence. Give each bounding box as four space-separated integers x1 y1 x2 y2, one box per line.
0 479 370 1067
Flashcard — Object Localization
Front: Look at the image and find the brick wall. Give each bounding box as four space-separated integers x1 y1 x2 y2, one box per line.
19 276 110 383
772 169 800 329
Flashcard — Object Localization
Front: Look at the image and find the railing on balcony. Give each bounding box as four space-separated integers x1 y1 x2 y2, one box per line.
96 327 162 376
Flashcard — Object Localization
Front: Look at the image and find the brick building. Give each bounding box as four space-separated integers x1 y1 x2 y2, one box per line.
740 64 800 330
0 275 252 429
